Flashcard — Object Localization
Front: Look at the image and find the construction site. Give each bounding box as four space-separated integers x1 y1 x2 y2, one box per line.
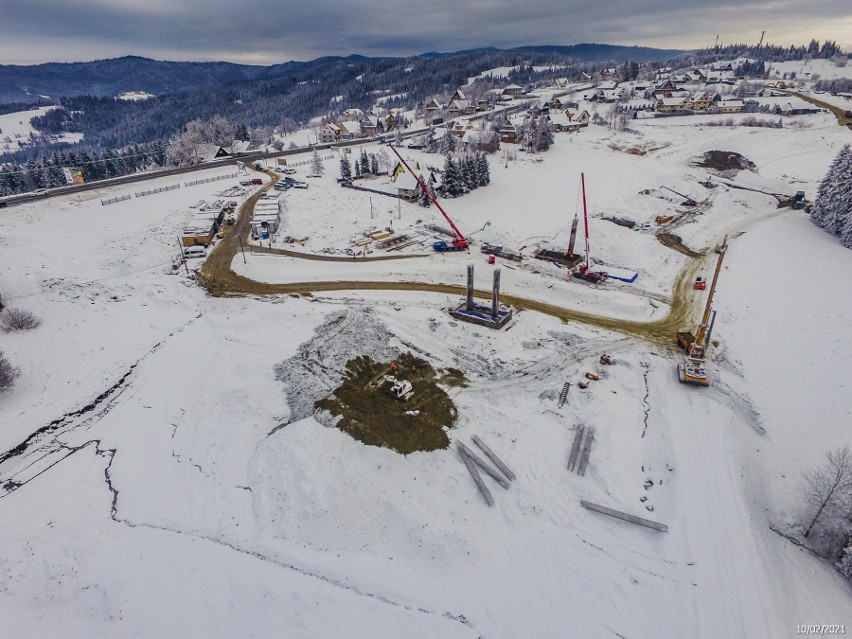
4 83 851 638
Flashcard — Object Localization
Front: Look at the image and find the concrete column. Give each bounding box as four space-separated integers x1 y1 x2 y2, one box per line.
492 268 501 318
466 263 474 311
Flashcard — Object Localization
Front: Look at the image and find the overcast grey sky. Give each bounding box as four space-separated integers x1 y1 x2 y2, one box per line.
1 0 850 65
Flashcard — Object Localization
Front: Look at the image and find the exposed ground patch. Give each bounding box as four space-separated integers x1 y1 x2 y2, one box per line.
316 353 460 454
696 150 756 172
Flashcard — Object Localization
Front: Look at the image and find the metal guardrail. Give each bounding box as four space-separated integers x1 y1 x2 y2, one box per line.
135 184 180 198
101 194 132 206
184 172 238 187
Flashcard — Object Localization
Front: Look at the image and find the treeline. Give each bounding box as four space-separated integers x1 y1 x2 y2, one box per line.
688 39 844 64
0 141 166 195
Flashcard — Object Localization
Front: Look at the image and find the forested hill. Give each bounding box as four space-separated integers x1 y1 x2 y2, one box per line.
0 56 290 104
0 44 683 104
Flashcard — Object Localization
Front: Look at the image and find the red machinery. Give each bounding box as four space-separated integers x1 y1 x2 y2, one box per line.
572 173 608 283
386 143 469 252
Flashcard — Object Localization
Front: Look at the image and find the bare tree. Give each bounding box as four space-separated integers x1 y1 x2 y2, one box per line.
0 307 41 331
0 350 18 392
801 446 852 537
210 115 235 151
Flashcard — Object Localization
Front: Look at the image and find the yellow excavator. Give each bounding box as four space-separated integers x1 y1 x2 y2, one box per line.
676 237 728 386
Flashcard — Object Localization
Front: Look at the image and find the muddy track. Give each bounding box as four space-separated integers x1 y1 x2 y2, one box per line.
779 90 852 128
199 173 704 349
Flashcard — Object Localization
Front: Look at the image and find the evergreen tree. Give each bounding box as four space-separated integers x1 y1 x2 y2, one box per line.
369 153 379 175
476 152 490 186
311 149 324 175
535 116 554 151
811 144 852 245
340 154 352 181
359 149 369 175
440 156 465 198
439 129 456 156
838 540 852 580
417 184 432 207
424 127 438 153
461 155 477 191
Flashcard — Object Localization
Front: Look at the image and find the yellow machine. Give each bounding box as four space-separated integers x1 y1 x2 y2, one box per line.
677 237 728 386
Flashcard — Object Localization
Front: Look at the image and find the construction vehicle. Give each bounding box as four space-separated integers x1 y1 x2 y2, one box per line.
655 215 674 225
572 173 609 284
676 237 728 386
387 143 469 252
388 378 414 401
661 186 698 207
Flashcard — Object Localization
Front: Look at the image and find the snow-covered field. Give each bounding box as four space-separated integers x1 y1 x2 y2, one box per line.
1 106 851 638
0 106 83 153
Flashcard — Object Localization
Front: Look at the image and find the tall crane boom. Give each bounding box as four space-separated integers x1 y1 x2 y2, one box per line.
676 236 728 386
386 143 468 250
581 172 591 271
694 236 728 348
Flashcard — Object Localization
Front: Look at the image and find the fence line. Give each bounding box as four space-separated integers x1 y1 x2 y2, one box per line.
135 183 180 198
101 194 131 206
184 172 238 187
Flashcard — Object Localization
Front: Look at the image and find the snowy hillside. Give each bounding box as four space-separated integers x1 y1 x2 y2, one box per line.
0 106 83 154
1 98 851 638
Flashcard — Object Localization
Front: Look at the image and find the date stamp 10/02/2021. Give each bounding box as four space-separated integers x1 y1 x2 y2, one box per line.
797 625 846 635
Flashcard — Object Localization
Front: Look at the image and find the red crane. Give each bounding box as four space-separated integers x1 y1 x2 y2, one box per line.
573 173 608 283
387 143 469 251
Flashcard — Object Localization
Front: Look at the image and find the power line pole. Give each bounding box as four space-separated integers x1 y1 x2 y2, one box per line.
177 236 189 275
238 235 247 264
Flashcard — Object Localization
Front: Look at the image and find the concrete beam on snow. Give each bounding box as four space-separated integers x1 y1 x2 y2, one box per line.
457 444 494 506
472 434 516 482
580 500 668 533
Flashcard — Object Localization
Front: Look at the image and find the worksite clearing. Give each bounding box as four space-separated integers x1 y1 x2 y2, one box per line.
1 98 851 639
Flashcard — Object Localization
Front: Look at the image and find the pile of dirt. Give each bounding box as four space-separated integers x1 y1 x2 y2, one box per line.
696 151 756 172
603 216 636 229
316 353 461 454
274 308 463 454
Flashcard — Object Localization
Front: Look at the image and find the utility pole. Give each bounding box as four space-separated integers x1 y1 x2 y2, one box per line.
177 236 189 275
238 235 247 264
758 30 766 49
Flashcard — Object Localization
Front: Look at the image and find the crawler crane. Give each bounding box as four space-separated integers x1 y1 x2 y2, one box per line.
676 237 728 386
387 143 469 252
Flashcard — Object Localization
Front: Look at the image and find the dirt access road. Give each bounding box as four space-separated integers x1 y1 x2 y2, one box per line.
199 173 706 348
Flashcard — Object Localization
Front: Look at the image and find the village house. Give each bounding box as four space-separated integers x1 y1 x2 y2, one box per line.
451 118 475 138
318 122 340 143
571 110 591 127
342 108 365 120
576 71 593 83
716 99 744 113
501 84 525 100
690 91 712 110
361 115 379 137
391 165 438 200
338 120 363 140
499 119 521 143
657 96 691 112
548 111 581 132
